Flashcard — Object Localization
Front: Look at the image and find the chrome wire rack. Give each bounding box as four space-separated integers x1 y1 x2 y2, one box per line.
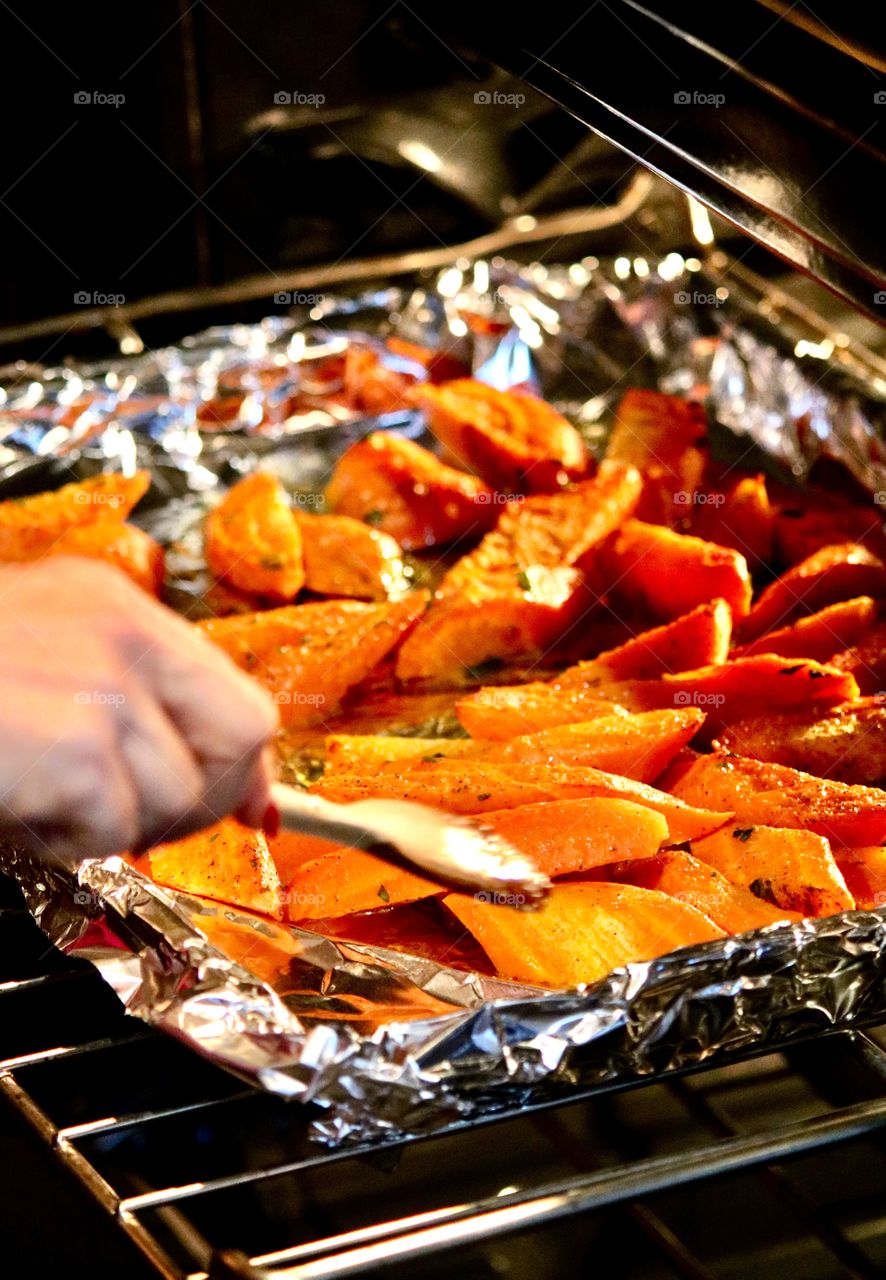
5 876 886 1279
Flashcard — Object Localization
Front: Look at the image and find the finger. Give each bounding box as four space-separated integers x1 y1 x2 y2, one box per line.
116 690 208 851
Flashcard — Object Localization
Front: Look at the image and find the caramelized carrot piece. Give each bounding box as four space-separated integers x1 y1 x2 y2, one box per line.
0 471 150 559
481 797 669 874
197 594 428 726
394 461 642 683
456 683 623 740
774 499 886 565
732 596 878 661
325 431 497 549
138 819 284 920
604 388 708 524
443 882 724 988
294 511 408 600
316 759 730 842
416 378 588 493
665 750 886 848
688 824 853 917
561 599 733 683
281 848 444 921
738 543 886 642
693 473 775 569
831 621 886 695
611 851 801 932
837 846 886 911
324 735 476 774
602 519 752 620
204 471 304 601
715 697 886 787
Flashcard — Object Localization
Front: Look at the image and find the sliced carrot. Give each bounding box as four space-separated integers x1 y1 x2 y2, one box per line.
774 498 886 565
43 522 164 595
739 543 886 642
443 882 724 988
325 431 497 550
481 797 669 874
294 511 408 600
611 851 801 932
830 622 886 695
320 759 730 842
197 594 428 726
457 682 629 740
665 750 886 848
281 847 444 921
715 697 886 787
416 378 588 493
836 847 886 911
688 823 853 917
561 599 733 684
602 519 752 620
693 472 775 569
204 471 304 601
394 461 641 683
604 388 708 524
474 709 706 783
732 596 879 661
0 471 150 559
324 734 475 774
138 819 284 919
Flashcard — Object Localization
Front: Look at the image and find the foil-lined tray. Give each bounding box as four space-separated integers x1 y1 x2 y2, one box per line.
4 251 886 1147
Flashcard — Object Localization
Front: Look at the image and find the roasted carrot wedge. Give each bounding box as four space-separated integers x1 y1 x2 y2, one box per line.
473 708 706 783
481 797 669 874
836 847 886 911
715 697 886 787
40 522 165 595
665 750 886 848
774 498 886 565
415 378 588 493
731 596 879 661
830 622 886 695
611 851 801 932
394 461 642 683
688 823 853 917
604 388 708 524
324 734 476 773
738 543 886 642
317 759 730 842
325 431 497 550
197 594 428 726
456 682 625 740
204 471 305 601
281 847 444 921
602 519 753 620
0 470 150 559
444 882 724 988
692 473 775 569
561 599 733 683
294 511 408 600
457 655 856 740
138 819 284 920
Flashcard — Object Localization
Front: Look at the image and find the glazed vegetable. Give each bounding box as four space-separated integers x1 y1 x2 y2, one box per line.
604 388 708 524
197 595 428 726
325 430 497 549
611 851 801 932
731 596 878 661
715 697 886 787
665 750 886 848
688 824 853 918
415 378 588 493
480 797 670 874
562 599 733 683
138 819 284 920
738 542 886 642
601 519 753 620
394 461 642 683
831 621 886 694
295 510 408 600
444 883 724 988
0 471 150 559
204 471 305 601
693 472 775 569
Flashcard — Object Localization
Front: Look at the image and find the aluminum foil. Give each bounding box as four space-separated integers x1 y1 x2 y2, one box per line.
4 250 886 1147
